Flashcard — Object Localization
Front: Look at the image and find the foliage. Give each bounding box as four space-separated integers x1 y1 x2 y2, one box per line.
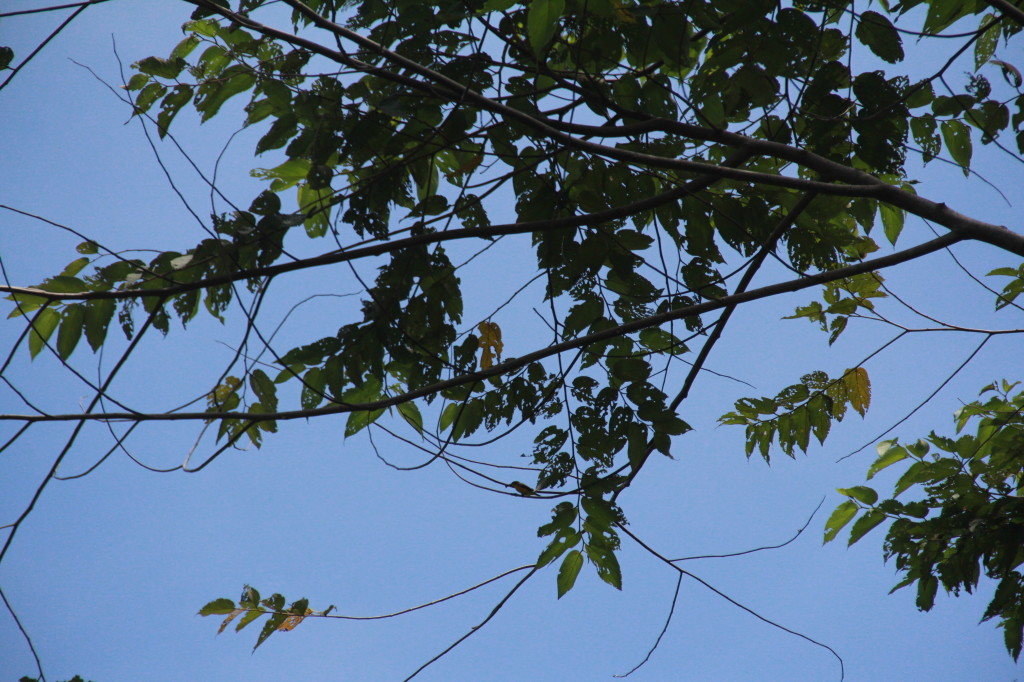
3 0 1024 677
198 585 331 650
826 381 1024 660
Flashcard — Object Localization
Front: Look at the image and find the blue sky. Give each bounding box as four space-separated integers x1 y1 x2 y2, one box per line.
1 2 1022 680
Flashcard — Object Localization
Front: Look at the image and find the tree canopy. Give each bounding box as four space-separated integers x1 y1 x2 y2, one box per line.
2 0 1024 679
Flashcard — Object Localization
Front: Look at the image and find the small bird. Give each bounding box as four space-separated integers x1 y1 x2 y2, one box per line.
508 481 536 496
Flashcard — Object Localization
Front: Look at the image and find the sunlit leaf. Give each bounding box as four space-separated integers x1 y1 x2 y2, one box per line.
198 598 237 616
27 307 59 359
837 485 878 506
867 441 909 479
940 120 972 176
843 367 871 417
477 320 503 370
557 549 584 598
847 509 886 545
879 204 904 245
823 500 858 544
396 400 423 434
56 304 85 360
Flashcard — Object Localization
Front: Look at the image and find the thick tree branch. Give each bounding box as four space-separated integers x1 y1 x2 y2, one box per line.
983 0 1024 26
186 1 1024 257
0 231 963 425
0 159 749 303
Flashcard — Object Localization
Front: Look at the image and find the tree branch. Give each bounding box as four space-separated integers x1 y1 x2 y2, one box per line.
983 0 1024 26
0 231 963 425
0 157 749 303
186 1 1024 256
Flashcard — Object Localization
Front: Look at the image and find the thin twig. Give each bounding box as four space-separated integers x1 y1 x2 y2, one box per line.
403 566 540 680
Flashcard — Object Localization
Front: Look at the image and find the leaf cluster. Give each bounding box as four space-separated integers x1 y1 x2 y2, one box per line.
198 584 331 651
721 367 872 461
4 0 1024 670
825 381 1024 660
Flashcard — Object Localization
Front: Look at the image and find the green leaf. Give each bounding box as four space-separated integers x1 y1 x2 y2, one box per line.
527 0 565 54
581 495 618 530
823 500 858 544
924 0 973 33
538 502 577 536
297 182 332 238
557 549 584 598
254 611 287 650
940 120 972 176
397 401 423 434
867 441 909 479
61 258 91 277
134 82 166 114
7 293 48 319
847 508 886 545
196 66 257 122
856 11 904 64
198 598 237 616
837 485 878 506
879 203 904 245
56 304 85 360
39 275 89 293
626 422 647 472
300 367 326 410
240 585 261 608
345 408 385 437
170 34 200 61
235 606 264 632
28 307 60 358
916 573 939 611
252 158 309 192
184 18 220 37
439 402 460 433
156 84 193 137
249 369 277 411
588 543 623 590
894 460 931 496
975 15 1000 71
537 528 581 568
135 56 184 79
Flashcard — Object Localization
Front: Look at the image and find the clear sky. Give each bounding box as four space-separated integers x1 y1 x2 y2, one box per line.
0 2 1021 681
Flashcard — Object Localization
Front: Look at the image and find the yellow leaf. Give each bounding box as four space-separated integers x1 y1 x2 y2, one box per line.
843 367 871 417
207 376 240 407
277 608 312 632
477 321 503 370
218 608 244 634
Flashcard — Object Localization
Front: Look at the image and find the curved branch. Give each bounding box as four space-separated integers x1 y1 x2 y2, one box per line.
402 566 540 681
618 523 845 680
670 498 825 562
188 1 1024 255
